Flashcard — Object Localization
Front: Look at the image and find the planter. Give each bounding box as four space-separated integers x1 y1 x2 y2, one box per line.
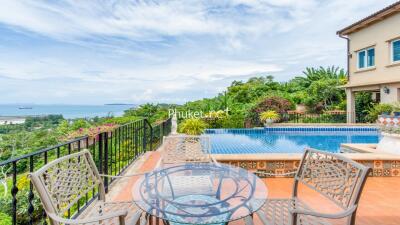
376 132 400 154
264 119 274 127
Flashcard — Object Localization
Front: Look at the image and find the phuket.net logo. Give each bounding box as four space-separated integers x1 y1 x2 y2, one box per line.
168 108 229 119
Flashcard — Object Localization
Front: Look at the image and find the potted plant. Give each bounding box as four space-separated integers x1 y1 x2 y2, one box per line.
392 102 400 117
179 118 207 135
259 110 280 127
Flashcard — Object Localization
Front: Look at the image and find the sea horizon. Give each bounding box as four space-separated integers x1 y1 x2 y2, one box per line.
0 104 136 119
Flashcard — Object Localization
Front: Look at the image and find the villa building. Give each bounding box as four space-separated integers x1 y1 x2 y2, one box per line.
338 1 400 123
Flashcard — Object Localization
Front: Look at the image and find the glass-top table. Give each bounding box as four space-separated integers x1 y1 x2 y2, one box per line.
132 163 268 225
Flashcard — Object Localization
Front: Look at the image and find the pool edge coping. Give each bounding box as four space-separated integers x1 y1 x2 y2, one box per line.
212 152 400 161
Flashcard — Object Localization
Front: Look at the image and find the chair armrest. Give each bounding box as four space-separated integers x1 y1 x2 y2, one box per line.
290 205 357 219
47 210 127 224
210 155 221 166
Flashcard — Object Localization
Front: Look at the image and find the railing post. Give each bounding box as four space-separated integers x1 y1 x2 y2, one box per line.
143 120 147 152
103 132 109 193
135 127 139 155
98 133 103 186
11 162 18 225
28 156 34 225
160 122 163 142
150 123 154 151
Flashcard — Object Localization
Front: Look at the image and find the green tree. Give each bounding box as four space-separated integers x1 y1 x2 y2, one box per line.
304 78 345 112
70 119 90 131
355 92 374 123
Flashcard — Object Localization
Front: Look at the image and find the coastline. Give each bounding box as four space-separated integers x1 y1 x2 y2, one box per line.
0 116 26 125
0 104 135 120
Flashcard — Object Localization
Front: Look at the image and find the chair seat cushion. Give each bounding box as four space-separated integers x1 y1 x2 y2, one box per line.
79 200 144 225
256 199 331 225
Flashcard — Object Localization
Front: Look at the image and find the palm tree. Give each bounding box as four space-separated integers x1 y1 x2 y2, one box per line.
293 66 347 88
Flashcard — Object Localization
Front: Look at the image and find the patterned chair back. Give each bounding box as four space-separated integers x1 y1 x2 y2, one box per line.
29 150 104 224
294 148 371 210
161 135 212 165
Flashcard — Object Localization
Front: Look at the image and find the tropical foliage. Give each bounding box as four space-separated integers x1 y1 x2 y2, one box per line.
0 110 169 223
364 103 394 122
165 66 350 129
247 96 292 126
0 212 12 225
178 118 207 135
259 110 280 122
123 103 172 123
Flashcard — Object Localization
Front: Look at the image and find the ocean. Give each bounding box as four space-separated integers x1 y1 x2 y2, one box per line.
0 104 136 119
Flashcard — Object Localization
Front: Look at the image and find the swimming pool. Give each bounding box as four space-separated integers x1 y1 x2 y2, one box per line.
205 127 380 154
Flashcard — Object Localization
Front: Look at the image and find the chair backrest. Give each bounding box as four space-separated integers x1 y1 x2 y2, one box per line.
29 150 104 223
161 135 212 166
294 148 371 210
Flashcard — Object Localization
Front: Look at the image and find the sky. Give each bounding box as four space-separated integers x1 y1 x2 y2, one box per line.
0 0 396 105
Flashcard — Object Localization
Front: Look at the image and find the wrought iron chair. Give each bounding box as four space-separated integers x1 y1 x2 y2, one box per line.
159 135 219 198
29 149 146 225
255 148 371 225
161 135 218 167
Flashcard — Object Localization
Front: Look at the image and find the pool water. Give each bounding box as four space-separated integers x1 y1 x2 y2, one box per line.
205 127 380 154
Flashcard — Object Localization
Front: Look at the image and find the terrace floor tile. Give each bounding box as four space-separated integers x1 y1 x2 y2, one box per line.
109 152 400 225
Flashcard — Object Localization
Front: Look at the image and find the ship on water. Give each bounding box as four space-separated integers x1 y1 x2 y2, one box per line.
18 106 33 109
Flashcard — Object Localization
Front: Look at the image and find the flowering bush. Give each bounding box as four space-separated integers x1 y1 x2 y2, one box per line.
62 123 118 140
247 96 292 126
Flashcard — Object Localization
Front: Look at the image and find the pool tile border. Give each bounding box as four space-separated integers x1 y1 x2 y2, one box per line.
219 158 400 177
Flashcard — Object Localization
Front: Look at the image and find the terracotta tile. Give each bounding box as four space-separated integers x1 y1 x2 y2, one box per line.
111 156 400 225
374 160 383 168
112 151 161 201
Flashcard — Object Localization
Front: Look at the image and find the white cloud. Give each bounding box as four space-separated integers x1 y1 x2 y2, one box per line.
0 0 397 104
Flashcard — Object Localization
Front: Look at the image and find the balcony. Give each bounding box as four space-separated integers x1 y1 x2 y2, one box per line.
1 118 399 225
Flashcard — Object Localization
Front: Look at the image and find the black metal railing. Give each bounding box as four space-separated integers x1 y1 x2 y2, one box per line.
0 118 172 225
281 112 347 123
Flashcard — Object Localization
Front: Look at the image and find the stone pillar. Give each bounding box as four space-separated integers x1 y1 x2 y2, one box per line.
171 114 178 134
346 88 356 123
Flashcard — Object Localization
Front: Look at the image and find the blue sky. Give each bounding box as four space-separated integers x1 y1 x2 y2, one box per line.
0 0 395 105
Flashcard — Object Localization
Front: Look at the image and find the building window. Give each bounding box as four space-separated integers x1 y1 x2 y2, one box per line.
357 47 375 69
367 48 375 67
392 39 400 63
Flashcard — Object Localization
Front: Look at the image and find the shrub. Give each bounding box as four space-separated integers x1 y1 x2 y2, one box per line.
179 118 207 135
203 110 227 128
70 119 91 131
247 96 292 126
220 114 245 128
364 103 394 123
101 116 139 125
355 92 374 123
0 212 12 225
